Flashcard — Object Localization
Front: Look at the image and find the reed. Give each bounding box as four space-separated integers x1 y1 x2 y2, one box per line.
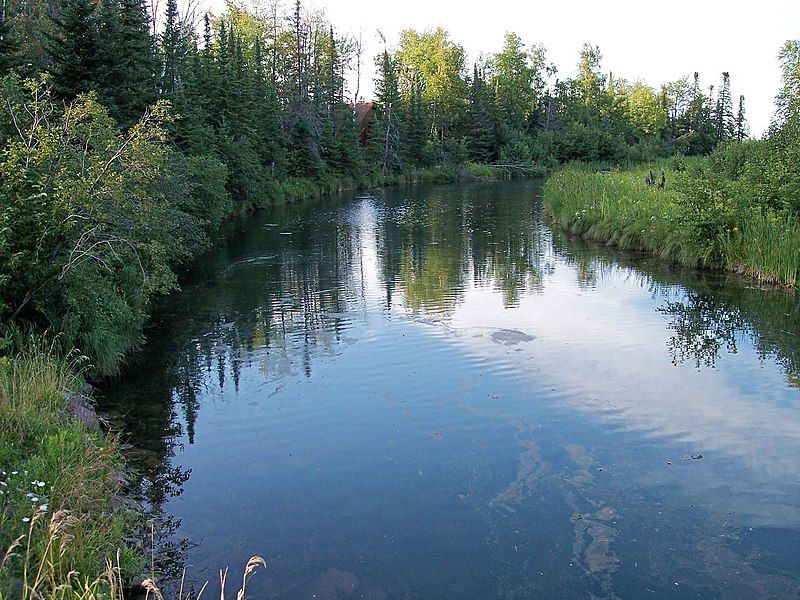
543 165 800 286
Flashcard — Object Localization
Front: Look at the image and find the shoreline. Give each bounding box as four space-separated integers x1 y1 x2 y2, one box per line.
543 165 799 288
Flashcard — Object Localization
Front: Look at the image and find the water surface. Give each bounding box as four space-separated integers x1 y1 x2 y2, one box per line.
102 180 800 598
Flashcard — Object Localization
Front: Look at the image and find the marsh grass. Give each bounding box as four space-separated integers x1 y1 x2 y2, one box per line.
544 165 800 286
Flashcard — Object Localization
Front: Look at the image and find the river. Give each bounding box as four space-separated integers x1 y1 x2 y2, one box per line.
101 180 800 598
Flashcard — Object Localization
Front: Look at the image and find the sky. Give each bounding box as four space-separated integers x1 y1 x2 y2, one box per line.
214 0 800 136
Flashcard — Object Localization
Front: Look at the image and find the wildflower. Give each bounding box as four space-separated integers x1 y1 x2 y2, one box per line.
31 497 39 503
22 517 30 523
38 504 48 512
11 471 18 475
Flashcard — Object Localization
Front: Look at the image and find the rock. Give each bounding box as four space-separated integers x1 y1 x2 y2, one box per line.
490 328 537 346
63 391 101 430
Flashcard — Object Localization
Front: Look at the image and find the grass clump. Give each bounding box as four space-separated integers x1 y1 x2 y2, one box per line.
0 344 144 599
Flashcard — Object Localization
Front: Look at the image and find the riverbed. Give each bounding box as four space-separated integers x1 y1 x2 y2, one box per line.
101 180 800 598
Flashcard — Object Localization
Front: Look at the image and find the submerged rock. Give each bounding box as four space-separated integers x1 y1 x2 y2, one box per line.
490 328 537 346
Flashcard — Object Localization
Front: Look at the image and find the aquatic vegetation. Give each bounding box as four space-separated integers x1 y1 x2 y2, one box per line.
544 163 800 286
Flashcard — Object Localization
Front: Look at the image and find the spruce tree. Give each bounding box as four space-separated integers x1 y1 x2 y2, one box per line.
466 64 496 163
98 0 157 126
0 0 18 74
47 0 102 99
735 95 749 141
160 0 182 97
251 36 285 174
713 71 735 143
401 73 429 167
372 49 402 171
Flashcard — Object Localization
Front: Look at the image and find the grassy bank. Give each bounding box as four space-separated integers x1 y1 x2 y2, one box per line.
0 347 143 599
254 162 540 210
543 164 800 286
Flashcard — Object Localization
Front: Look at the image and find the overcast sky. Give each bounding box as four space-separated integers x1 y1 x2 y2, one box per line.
214 0 800 136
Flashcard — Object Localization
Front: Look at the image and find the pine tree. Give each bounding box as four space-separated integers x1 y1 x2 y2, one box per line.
735 94 749 141
47 0 102 99
372 49 402 171
0 0 18 74
97 0 157 126
685 72 715 155
466 64 496 163
713 71 735 143
160 0 183 97
251 35 285 174
402 73 430 167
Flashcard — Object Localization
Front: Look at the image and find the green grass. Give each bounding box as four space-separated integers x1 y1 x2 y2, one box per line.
720 209 800 286
0 344 144 599
543 164 800 286
381 162 545 187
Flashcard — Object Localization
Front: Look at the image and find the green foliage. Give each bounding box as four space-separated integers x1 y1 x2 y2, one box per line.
488 33 546 131
0 75 204 375
396 28 467 141
499 129 533 163
0 0 773 376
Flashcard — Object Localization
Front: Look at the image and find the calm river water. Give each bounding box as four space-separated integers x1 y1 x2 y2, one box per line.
101 180 800 598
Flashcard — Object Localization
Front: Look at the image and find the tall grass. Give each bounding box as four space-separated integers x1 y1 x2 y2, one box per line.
1 511 266 600
0 344 142 598
720 210 800 287
544 165 800 286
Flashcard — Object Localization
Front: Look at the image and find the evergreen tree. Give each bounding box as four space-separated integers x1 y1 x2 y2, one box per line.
713 71 735 142
0 0 18 74
686 72 715 155
160 0 183 97
251 35 285 174
372 49 402 171
466 64 496 162
97 0 157 126
735 95 749 141
47 0 102 99
401 73 430 167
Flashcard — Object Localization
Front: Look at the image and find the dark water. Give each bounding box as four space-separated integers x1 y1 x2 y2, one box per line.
101 180 800 599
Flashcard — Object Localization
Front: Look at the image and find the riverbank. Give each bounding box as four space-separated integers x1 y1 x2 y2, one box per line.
0 348 143 598
543 164 800 287
247 162 539 211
